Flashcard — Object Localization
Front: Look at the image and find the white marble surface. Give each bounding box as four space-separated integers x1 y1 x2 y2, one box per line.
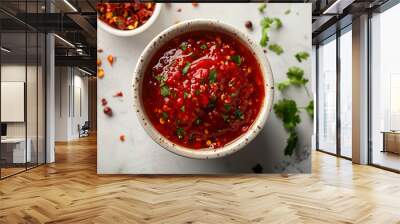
97 3 312 174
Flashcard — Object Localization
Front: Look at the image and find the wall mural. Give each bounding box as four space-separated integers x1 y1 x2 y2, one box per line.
97 3 313 174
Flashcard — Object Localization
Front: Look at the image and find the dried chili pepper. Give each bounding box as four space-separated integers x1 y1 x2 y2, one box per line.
103 106 113 116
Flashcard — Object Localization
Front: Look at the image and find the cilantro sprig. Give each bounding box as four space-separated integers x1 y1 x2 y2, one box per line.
258 3 266 13
260 17 282 47
277 66 308 91
273 99 301 156
268 43 284 55
295 51 310 62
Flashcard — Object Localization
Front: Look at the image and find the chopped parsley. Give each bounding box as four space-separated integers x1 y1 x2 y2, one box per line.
161 112 168 120
277 66 308 91
160 85 170 97
176 127 185 140
180 105 185 112
154 73 167 86
268 44 284 55
182 62 191 75
295 51 310 62
180 42 188 51
258 3 266 13
273 99 302 156
209 69 217 84
224 104 231 112
305 100 314 118
259 17 282 47
230 55 241 65
200 44 207 50
234 109 244 120
184 91 189 99
194 89 200 96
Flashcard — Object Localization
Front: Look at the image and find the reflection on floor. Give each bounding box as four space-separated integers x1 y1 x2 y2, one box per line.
0 136 400 223
0 162 42 178
373 150 400 171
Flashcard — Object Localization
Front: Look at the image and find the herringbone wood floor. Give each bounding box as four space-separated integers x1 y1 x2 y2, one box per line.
1 135 400 224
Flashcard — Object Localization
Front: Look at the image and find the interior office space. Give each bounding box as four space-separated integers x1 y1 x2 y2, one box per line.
0 0 400 223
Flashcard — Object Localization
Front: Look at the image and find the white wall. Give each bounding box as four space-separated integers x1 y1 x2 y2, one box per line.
54 67 89 141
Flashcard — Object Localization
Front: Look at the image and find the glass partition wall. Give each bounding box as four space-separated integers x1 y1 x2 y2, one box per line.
370 3 400 171
316 26 352 159
0 1 46 179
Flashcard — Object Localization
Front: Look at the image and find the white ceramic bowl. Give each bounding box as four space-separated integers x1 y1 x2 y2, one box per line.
133 19 274 159
97 3 162 37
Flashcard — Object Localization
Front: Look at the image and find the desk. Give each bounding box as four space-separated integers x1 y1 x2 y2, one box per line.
382 131 400 154
1 138 31 163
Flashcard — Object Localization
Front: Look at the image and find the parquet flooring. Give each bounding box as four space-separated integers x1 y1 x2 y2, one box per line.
1 135 400 223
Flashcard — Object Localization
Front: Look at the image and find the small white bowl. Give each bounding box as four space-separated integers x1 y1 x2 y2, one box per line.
133 19 274 159
97 3 162 37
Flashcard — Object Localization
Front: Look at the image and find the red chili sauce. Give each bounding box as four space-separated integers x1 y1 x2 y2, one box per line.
97 3 155 30
142 31 265 149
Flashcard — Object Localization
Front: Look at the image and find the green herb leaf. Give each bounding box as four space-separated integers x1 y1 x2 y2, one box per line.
180 105 185 112
182 62 191 75
161 112 168 120
277 80 291 91
200 44 207 50
224 104 231 112
258 3 266 13
234 109 244 120
277 66 308 91
184 91 189 99
180 42 188 51
295 51 310 62
195 118 202 125
274 18 282 29
194 89 200 96
273 99 301 131
176 127 185 140
287 66 308 86
285 130 298 156
305 100 314 118
231 55 241 65
154 73 168 86
160 85 170 97
268 43 284 55
284 9 291 15
209 69 217 84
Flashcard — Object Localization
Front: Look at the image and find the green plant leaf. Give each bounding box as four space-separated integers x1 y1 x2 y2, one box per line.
160 85 170 97
258 3 266 13
305 100 314 118
295 51 310 62
273 99 301 131
286 66 308 86
231 55 241 65
268 43 284 55
182 62 191 75
284 130 298 156
209 69 217 84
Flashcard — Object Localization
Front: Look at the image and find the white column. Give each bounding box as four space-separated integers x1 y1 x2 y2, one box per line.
352 14 369 164
46 33 55 163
